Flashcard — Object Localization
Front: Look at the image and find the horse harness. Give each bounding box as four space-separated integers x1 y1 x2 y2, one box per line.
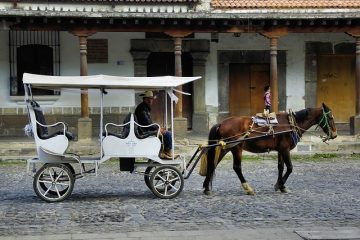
246 110 303 145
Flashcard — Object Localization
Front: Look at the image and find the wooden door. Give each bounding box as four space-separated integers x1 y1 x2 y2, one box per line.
230 64 269 116
317 55 355 122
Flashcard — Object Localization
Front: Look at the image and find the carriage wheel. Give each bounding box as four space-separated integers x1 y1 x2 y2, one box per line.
38 163 75 196
149 166 184 199
33 163 75 202
144 167 153 190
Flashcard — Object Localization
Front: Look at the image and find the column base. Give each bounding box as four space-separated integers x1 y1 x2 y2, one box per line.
77 117 92 142
192 112 209 135
173 117 188 137
350 115 360 135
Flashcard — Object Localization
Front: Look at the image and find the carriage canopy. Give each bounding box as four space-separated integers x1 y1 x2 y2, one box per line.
22 73 201 90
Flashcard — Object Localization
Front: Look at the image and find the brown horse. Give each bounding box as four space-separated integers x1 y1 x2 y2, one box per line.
201 103 337 195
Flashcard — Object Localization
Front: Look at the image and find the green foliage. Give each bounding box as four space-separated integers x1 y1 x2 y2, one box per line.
0 160 25 165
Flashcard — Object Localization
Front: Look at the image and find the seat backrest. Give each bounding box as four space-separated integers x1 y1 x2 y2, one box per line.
122 113 157 139
121 113 132 138
29 100 48 138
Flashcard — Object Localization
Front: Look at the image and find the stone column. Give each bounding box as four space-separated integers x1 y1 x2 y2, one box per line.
350 36 360 134
262 28 287 113
172 37 188 135
269 37 279 113
346 30 360 134
217 61 230 121
191 51 209 134
71 31 95 141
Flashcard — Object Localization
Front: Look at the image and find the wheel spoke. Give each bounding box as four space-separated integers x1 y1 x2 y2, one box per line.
155 182 165 188
155 173 166 182
56 182 69 187
169 176 179 183
164 185 168 196
43 184 52 196
38 180 52 184
48 169 54 182
54 169 65 183
54 185 61 198
168 183 178 191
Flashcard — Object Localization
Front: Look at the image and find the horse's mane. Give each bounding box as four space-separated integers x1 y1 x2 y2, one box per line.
294 108 310 122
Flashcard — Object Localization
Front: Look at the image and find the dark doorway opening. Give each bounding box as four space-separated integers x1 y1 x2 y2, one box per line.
147 52 193 129
17 44 55 96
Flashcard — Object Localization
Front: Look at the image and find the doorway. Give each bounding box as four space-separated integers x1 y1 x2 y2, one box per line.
229 63 270 116
147 52 193 129
317 55 355 122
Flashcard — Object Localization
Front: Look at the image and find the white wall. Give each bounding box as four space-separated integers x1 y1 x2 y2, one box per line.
57 31 144 108
0 30 355 112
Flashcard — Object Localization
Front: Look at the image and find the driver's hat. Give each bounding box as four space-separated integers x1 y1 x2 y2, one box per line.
140 90 156 99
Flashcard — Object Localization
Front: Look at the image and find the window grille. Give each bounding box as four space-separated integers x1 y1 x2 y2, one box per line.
9 30 60 96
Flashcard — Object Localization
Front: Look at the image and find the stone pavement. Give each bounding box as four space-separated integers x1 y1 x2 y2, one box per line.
0 156 359 239
2 227 360 240
1 131 360 161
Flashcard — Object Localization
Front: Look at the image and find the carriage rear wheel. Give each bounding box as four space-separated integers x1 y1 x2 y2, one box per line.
33 163 75 202
144 166 153 190
149 165 184 199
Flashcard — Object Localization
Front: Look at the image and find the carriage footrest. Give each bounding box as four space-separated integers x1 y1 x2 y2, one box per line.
119 158 135 172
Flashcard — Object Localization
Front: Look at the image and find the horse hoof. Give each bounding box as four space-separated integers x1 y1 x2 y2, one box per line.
274 184 279 191
280 187 289 193
204 190 212 196
246 190 255 196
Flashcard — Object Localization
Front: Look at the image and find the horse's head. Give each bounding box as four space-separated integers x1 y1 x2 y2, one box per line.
317 103 337 141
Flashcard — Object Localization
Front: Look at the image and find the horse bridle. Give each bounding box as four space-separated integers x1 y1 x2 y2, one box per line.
316 107 334 141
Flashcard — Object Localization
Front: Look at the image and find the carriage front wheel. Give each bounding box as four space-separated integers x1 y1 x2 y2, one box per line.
149 165 184 199
33 163 75 202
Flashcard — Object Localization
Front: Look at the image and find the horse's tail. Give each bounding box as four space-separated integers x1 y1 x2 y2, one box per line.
199 123 220 176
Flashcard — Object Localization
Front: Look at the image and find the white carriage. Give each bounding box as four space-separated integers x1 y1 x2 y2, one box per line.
23 73 201 202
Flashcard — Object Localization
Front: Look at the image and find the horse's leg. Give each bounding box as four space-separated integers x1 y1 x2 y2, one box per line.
232 146 254 195
203 157 215 195
280 150 293 193
203 149 226 195
274 151 285 192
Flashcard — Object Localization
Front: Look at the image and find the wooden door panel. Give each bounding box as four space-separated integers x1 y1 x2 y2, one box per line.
250 64 269 115
229 64 269 117
229 64 250 116
317 55 355 122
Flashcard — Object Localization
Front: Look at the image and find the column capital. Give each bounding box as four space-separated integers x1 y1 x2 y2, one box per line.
70 30 96 38
165 30 193 38
130 50 150 60
261 27 288 39
346 27 360 37
191 51 209 61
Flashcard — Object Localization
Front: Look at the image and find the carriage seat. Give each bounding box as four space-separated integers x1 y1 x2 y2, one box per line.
102 113 161 159
104 113 158 139
29 100 75 141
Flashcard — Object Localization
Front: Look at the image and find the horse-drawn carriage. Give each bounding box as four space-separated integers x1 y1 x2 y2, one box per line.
24 73 337 202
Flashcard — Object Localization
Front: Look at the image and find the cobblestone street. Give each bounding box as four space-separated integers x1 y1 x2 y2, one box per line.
0 157 359 236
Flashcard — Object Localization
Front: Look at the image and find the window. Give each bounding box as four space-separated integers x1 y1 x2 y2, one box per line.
9 30 60 96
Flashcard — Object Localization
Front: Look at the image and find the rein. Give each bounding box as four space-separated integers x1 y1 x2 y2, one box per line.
315 107 333 142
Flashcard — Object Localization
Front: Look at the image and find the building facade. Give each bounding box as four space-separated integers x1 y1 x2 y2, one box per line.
0 0 359 136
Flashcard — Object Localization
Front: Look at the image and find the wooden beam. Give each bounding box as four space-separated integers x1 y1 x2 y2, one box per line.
164 30 193 38
261 27 288 38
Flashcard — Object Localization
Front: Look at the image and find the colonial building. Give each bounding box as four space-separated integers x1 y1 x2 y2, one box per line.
0 0 360 137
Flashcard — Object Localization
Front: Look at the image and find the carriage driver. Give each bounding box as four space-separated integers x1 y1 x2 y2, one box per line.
135 91 179 160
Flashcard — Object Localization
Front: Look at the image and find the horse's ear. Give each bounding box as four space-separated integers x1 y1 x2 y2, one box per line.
322 103 328 110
